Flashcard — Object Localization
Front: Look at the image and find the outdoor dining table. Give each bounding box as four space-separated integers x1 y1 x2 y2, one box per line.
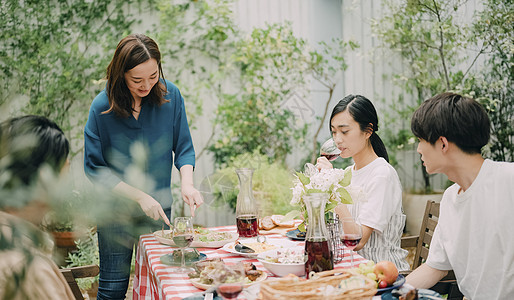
132 224 370 300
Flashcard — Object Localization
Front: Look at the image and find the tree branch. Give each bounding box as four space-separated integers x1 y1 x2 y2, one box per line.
311 85 335 163
432 0 451 90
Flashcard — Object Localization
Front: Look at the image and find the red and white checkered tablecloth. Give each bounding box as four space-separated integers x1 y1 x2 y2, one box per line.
132 225 368 300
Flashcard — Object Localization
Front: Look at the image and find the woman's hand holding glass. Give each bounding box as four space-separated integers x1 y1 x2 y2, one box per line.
316 138 341 170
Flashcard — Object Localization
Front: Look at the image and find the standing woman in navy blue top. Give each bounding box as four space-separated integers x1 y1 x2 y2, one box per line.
84 34 203 299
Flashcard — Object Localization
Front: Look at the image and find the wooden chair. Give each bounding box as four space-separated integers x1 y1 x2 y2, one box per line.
60 264 100 300
400 200 464 300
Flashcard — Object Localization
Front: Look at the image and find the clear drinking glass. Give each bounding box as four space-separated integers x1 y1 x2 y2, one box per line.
214 263 245 299
171 216 195 273
340 217 362 268
320 138 341 161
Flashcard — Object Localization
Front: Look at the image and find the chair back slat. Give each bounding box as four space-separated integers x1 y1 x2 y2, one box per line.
60 264 99 300
401 200 464 299
429 202 440 217
413 200 439 269
61 269 84 300
426 218 438 232
422 232 433 247
420 247 430 261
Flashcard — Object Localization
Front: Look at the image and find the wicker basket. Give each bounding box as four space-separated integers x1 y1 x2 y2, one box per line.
259 269 377 300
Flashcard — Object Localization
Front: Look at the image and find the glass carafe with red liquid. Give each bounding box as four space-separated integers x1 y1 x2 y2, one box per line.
235 168 259 238
304 193 333 278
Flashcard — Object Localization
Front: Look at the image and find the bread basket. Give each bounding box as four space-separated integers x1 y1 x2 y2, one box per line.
259 268 377 300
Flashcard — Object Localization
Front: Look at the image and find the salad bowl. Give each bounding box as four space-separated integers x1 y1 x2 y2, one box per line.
257 246 306 277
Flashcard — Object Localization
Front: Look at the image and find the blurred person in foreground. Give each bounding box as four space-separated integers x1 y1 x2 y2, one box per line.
406 92 514 299
0 115 74 299
84 33 203 299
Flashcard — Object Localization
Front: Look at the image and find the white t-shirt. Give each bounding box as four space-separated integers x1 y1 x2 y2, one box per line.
426 159 514 299
347 157 409 271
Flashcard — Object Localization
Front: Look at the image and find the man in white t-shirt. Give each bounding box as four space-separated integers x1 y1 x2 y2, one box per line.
406 92 514 299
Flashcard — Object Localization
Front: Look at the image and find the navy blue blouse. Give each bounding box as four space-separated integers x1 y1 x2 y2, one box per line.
84 80 195 209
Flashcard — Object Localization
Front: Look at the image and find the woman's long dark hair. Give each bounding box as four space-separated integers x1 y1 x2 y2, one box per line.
329 94 389 162
103 34 168 118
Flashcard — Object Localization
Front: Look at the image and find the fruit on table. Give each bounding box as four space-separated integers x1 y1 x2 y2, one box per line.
378 280 388 289
373 261 398 286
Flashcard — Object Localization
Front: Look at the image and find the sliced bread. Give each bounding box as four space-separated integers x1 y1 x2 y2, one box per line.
260 216 276 230
270 215 295 228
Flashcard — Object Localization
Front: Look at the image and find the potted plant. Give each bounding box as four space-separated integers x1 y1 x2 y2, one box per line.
66 231 100 298
43 203 76 248
42 189 96 266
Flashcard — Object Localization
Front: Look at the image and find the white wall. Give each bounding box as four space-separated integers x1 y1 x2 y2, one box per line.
68 0 483 226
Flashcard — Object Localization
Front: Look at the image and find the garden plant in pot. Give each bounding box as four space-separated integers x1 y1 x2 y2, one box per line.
66 231 100 298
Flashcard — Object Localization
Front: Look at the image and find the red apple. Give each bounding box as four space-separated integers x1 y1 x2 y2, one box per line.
378 280 388 289
373 261 398 286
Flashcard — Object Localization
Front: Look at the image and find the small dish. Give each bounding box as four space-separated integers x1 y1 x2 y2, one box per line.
285 229 305 241
376 274 406 294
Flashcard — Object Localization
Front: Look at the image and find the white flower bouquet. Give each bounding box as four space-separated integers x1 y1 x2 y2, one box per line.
289 164 354 231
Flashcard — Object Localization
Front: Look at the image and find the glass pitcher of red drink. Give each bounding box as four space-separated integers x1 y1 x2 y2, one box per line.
235 168 259 238
304 193 334 278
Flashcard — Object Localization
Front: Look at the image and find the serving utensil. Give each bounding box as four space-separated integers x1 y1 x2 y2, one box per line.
234 240 255 253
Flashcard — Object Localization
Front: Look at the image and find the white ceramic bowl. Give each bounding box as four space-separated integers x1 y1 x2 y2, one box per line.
257 246 305 277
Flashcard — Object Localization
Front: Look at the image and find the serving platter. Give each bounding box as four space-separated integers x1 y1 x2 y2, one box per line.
190 272 267 290
154 229 238 248
222 238 297 258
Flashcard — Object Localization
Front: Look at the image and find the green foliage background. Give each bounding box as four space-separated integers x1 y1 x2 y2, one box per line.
1 0 512 216
373 0 514 192
0 0 153 154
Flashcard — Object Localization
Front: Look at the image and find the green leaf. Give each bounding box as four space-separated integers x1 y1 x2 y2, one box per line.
325 200 339 212
282 210 300 222
337 187 353 204
339 168 352 187
297 172 310 185
298 222 306 232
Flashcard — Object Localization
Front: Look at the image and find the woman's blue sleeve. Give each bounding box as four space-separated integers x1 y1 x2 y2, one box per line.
83 107 122 189
171 88 195 170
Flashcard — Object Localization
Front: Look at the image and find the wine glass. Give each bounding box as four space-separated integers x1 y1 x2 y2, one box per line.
171 217 195 273
320 138 341 161
340 217 362 268
214 263 245 299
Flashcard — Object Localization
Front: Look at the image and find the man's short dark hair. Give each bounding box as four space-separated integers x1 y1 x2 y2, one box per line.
411 92 490 154
0 115 70 187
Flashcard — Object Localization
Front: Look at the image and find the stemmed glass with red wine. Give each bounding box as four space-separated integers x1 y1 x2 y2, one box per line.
320 138 341 161
214 263 246 299
340 217 363 268
171 217 195 273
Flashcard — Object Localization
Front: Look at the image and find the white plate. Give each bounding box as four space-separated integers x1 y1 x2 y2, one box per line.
190 271 267 290
222 238 297 257
153 230 238 248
